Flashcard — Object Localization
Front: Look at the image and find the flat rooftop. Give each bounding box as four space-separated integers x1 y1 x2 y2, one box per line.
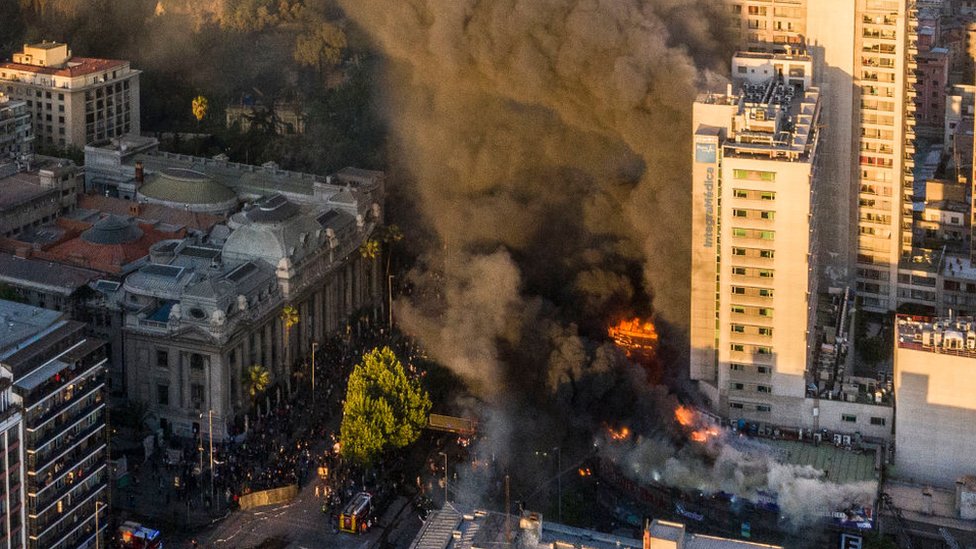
761 440 879 485
0 56 128 77
0 300 64 354
0 252 100 296
895 315 976 358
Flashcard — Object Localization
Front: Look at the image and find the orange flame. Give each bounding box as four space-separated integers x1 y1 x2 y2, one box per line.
608 317 659 356
578 467 593 477
674 405 695 427
674 405 721 443
606 425 631 441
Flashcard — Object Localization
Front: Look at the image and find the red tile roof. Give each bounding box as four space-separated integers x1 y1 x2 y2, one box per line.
78 195 223 232
0 57 127 77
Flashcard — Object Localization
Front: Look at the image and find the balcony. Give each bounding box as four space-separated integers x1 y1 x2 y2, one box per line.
28 402 105 455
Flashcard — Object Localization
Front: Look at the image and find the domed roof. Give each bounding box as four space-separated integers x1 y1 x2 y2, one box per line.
138 168 236 205
81 215 144 245
244 194 299 223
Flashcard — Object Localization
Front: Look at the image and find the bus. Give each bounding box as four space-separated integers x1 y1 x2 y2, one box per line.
338 492 373 534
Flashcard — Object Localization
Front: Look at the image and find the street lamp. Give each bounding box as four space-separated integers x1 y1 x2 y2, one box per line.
94 499 106 549
311 341 318 406
438 451 448 504
208 409 215 506
552 447 561 523
388 275 394 329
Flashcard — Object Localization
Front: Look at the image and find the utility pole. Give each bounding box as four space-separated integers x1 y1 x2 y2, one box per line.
208 409 214 507
311 341 318 406
553 446 561 523
387 275 394 329
505 474 511 545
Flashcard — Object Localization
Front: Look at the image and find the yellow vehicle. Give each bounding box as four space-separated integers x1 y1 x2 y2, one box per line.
338 492 373 534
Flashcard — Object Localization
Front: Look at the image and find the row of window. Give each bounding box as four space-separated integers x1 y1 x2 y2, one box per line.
729 363 771 374
731 286 774 298
731 324 774 337
731 208 775 221
731 266 774 278
731 382 772 393
731 227 775 240
730 305 774 317
842 414 887 426
730 343 773 355
730 402 771 412
731 247 775 259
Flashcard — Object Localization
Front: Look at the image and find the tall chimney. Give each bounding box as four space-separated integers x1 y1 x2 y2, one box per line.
134 161 144 186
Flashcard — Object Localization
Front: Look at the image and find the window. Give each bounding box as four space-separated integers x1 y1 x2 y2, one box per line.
732 247 747 256
757 366 771 374
870 417 886 426
191 383 204 405
759 270 774 278
731 344 745 352
730 402 744 409
760 191 775 201
730 363 744 371
732 286 746 295
760 250 774 259
156 349 168 368
759 231 775 240
733 228 749 237
731 306 745 314
756 405 771 412
757 385 772 393
842 414 857 423
731 324 746 333
756 346 773 355
733 169 776 182
733 383 745 390
759 288 773 297
760 211 774 220
733 189 749 199
758 327 773 336
733 209 748 217
157 384 169 406
190 353 205 370
732 267 747 276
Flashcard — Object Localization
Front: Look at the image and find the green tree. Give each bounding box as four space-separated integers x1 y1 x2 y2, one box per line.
293 21 347 74
340 347 431 465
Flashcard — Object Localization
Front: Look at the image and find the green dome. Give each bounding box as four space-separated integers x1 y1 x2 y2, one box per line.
138 168 236 205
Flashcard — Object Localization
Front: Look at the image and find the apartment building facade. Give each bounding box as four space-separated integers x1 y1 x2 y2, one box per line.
0 301 108 549
0 94 32 162
727 1 919 313
0 42 140 149
0 366 25 549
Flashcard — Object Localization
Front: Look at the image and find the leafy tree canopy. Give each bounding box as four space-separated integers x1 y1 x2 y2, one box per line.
340 346 431 465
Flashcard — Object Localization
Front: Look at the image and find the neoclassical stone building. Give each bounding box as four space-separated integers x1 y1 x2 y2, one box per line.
85 137 384 439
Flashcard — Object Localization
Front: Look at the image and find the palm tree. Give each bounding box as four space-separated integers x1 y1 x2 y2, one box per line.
280 305 300 394
244 364 271 414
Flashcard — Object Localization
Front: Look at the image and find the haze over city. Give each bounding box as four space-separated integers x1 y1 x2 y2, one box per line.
0 1 974 548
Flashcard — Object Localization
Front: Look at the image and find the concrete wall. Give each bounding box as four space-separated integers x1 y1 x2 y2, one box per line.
894 346 976 487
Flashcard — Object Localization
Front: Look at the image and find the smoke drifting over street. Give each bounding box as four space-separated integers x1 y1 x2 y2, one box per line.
339 0 737 501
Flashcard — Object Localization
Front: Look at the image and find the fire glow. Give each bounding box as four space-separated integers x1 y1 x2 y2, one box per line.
674 405 721 444
606 425 632 442
608 317 659 357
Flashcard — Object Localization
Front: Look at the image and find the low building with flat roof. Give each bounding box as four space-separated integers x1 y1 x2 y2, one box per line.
893 315 976 487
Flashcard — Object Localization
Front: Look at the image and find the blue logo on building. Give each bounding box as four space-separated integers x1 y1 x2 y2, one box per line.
695 142 717 163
